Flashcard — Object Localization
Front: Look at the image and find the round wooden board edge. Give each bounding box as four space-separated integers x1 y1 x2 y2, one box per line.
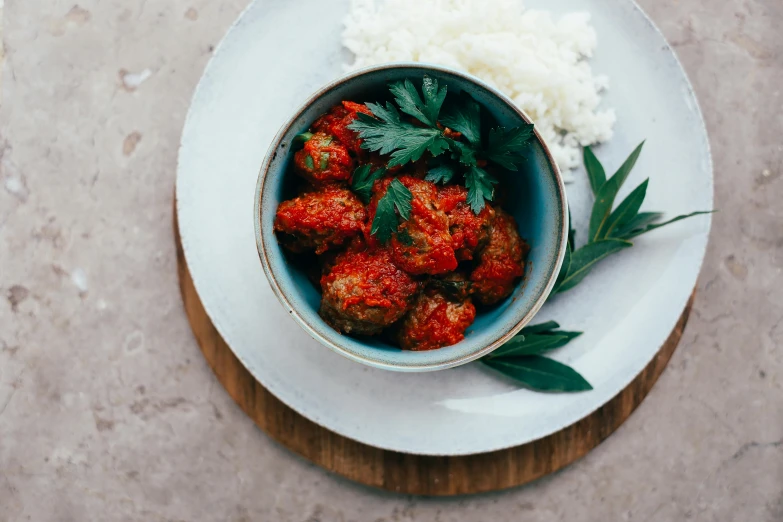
174 210 695 496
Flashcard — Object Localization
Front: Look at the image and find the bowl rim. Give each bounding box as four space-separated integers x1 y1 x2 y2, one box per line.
254 62 568 372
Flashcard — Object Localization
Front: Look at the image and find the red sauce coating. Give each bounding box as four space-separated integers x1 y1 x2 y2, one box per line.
365 175 458 275
274 186 367 254
312 101 372 155
319 240 420 335
396 288 476 351
438 185 496 261
470 209 529 305
293 132 354 184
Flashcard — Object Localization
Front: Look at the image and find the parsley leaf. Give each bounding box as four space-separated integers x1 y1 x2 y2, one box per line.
388 131 449 167
447 139 477 166
364 101 401 124
485 124 535 170
347 111 448 167
389 76 447 127
370 179 413 242
440 94 481 145
349 77 536 214
351 165 385 204
425 164 457 184
464 166 498 214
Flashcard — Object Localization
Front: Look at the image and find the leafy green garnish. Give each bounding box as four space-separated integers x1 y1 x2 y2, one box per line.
484 356 593 392
440 94 481 145
370 179 413 242
485 125 535 170
612 212 663 238
618 211 714 239
348 76 535 216
556 239 633 293
425 164 457 185
583 146 606 195
483 141 713 393
588 142 645 241
599 178 649 239
348 110 448 168
389 77 448 127
350 165 386 204
481 323 590 392
551 143 713 295
464 166 497 214
447 139 477 166
488 332 581 360
303 155 314 170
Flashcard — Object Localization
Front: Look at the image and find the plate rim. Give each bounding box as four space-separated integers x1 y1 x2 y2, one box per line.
175 0 713 456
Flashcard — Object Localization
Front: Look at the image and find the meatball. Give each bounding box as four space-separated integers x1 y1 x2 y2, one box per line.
312 101 372 155
274 186 366 254
320 242 420 335
293 132 353 184
470 209 529 305
438 185 496 261
367 175 458 275
396 287 476 351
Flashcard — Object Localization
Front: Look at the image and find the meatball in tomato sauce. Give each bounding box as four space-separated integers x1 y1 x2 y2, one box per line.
274 186 366 254
396 286 476 351
366 175 458 275
320 241 420 335
470 209 529 305
311 101 372 155
293 132 354 185
438 185 496 261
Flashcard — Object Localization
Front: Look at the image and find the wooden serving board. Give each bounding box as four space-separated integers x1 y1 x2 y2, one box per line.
174 214 694 496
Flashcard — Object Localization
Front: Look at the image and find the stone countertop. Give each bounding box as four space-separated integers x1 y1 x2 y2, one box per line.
1 1 781 520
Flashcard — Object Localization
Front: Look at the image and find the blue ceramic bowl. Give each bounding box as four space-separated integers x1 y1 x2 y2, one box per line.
255 63 567 372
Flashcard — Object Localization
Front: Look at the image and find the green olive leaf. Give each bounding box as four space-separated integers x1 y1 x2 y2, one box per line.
557 239 633 293
621 211 715 239
483 356 593 392
584 146 606 196
588 142 645 241
612 211 663 239
597 178 649 240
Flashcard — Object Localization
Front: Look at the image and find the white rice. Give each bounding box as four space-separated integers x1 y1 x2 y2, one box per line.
342 0 615 176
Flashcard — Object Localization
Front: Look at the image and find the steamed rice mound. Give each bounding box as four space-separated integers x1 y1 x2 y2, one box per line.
342 0 616 176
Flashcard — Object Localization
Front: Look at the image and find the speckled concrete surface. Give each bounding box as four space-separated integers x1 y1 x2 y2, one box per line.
1 1 781 520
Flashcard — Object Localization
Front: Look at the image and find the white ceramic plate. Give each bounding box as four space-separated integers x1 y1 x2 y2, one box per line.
176 0 712 455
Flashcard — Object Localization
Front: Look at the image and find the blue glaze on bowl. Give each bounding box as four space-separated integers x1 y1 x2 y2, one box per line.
255 63 567 372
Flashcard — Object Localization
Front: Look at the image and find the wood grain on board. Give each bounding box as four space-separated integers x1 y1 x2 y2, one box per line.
174 215 694 496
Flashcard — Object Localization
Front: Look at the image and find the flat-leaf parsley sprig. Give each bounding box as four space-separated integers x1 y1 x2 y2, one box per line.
480 143 713 393
370 178 413 243
350 164 386 204
347 76 535 230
